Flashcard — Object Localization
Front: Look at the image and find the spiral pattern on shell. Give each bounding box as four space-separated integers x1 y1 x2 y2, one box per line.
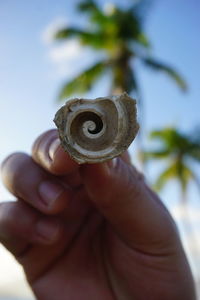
54 93 139 164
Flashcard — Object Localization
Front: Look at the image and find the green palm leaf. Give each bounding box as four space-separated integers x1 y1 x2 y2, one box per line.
137 33 151 48
79 0 110 28
143 149 171 161
189 132 200 161
130 0 152 24
190 147 200 162
54 28 86 40
58 61 106 100
177 162 193 193
78 0 96 12
54 27 116 50
147 127 200 198
149 128 190 151
142 57 187 91
154 163 177 191
154 162 194 192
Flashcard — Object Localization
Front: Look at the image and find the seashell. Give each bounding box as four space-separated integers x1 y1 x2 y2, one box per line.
54 92 139 164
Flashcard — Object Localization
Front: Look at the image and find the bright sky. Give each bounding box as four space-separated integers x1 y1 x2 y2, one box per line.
0 0 200 297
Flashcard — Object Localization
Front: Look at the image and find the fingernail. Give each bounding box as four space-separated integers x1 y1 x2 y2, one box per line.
49 138 60 161
94 158 118 177
38 180 64 207
36 219 60 242
107 158 118 169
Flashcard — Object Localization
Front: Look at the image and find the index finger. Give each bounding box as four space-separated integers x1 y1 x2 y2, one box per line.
32 129 79 176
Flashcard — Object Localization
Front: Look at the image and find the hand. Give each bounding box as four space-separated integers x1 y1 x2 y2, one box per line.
0 130 196 300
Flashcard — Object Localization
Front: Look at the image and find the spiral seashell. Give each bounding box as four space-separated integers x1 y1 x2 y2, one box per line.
54 93 139 164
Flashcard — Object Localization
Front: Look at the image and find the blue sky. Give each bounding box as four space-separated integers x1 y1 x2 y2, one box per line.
0 0 200 154
0 0 200 289
0 0 200 145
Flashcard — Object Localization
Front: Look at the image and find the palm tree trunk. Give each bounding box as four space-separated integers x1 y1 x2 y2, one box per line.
111 57 146 171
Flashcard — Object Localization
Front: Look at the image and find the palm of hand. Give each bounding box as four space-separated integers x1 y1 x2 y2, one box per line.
20 180 135 300
17 170 177 300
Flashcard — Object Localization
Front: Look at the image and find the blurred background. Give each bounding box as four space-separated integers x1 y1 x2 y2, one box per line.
0 0 200 299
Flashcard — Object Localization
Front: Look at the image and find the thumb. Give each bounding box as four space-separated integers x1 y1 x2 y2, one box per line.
80 158 178 253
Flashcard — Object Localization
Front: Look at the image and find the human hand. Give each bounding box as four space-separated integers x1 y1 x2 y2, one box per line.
0 130 196 300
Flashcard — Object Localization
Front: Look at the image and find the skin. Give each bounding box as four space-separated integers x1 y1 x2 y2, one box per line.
0 129 196 300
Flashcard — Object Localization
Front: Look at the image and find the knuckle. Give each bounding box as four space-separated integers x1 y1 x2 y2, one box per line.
0 201 38 238
0 202 21 223
0 202 11 220
1 152 28 172
0 202 17 232
1 153 31 195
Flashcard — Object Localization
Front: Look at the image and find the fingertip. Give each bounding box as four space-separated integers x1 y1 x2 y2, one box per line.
51 145 79 175
49 138 60 161
120 151 132 165
81 157 120 180
80 158 120 201
80 162 110 185
32 129 79 175
1 152 31 192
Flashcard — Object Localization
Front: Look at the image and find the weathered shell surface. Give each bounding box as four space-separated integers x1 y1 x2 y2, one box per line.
54 93 139 164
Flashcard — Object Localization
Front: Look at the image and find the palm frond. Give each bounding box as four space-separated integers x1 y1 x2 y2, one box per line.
58 61 106 100
142 57 187 91
54 27 93 40
130 0 153 25
137 32 151 48
189 147 200 162
114 9 141 41
54 26 116 50
150 128 200 161
150 128 174 139
143 149 171 161
54 28 82 39
149 128 176 144
154 164 177 191
188 131 200 162
147 126 200 198
178 162 194 194
189 170 200 194
149 127 187 151
78 0 96 12
79 0 110 29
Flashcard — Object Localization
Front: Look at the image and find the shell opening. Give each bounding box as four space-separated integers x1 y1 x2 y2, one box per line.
72 111 104 138
70 111 106 143
83 115 103 135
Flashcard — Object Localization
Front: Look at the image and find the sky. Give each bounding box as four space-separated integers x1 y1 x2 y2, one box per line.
0 0 200 298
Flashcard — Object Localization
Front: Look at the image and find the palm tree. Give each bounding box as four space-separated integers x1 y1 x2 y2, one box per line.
143 127 200 202
54 0 187 102
144 127 200 274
